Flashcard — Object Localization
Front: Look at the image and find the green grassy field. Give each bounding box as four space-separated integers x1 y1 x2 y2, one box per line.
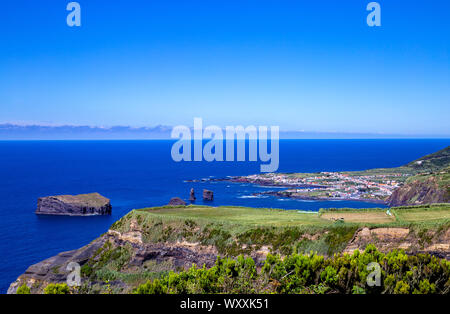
108 203 450 257
134 203 450 227
393 204 450 223
136 205 328 227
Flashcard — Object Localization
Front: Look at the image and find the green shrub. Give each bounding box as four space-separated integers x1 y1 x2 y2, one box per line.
321 266 338 285
394 281 410 294
80 264 93 278
134 247 450 294
134 279 167 294
352 285 366 294
44 283 70 294
16 284 31 294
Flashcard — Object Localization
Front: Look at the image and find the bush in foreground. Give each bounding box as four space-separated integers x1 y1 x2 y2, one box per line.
16 284 31 294
134 245 450 294
43 283 71 294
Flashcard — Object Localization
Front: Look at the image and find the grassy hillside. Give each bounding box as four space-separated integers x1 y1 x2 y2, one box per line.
128 203 450 228
110 204 450 258
405 166 450 187
135 205 328 227
406 146 450 172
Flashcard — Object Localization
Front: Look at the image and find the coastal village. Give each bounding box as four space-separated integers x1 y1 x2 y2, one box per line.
231 171 411 202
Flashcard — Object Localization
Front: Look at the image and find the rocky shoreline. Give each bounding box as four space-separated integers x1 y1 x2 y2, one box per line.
256 190 388 204
204 176 328 189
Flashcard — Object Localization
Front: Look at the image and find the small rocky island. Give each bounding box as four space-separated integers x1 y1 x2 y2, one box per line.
36 193 112 216
168 197 187 206
203 189 214 201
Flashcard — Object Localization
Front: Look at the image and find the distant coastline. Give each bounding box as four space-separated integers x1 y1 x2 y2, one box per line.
209 145 449 206
1 123 449 140
255 190 388 204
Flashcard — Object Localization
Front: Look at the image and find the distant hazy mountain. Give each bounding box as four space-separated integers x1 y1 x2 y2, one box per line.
0 124 173 140
0 124 448 140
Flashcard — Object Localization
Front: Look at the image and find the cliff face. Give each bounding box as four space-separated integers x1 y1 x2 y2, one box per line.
36 193 112 216
7 231 219 294
8 223 450 294
7 212 268 294
387 170 450 207
386 146 449 207
344 227 450 260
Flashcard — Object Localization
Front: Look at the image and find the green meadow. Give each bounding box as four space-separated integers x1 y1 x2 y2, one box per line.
107 203 450 258
131 203 450 228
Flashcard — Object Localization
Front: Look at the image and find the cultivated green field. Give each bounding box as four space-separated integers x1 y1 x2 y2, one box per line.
393 204 450 223
137 205 327 227
135 203 450 227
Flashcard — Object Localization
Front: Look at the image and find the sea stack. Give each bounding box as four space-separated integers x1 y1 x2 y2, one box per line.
168 197 187 206
203 189 214 201
36 193 112 216
189 188 196 202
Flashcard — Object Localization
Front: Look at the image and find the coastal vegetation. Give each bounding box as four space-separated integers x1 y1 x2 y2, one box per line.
9 203 450 294
76 204 450 289
134 245 450 294
16 284 30 294
43 283 70 294
405 146 450 172
108 204 450 259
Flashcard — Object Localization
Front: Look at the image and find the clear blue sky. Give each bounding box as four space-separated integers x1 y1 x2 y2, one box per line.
0 0 449 135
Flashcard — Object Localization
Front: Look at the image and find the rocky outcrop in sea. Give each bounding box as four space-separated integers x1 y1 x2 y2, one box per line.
36 193 112 216
203 189 214 201
168 197 187 206
189 188 196 201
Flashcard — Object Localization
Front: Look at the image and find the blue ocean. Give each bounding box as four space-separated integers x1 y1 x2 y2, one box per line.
0 139 448 293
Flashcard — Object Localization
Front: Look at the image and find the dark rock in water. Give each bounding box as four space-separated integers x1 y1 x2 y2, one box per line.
189 188 196 201
168 197 186 206
36 193 112 216
203 189 214 201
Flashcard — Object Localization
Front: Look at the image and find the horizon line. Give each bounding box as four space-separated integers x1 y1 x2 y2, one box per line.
0 123 449 139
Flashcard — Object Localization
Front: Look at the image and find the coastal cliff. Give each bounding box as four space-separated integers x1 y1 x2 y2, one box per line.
36 193 112 216
7 229 220 294
9 204 450 294
387 168 449 206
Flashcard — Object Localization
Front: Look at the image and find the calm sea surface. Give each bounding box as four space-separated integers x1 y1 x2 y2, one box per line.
0 139 448 292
